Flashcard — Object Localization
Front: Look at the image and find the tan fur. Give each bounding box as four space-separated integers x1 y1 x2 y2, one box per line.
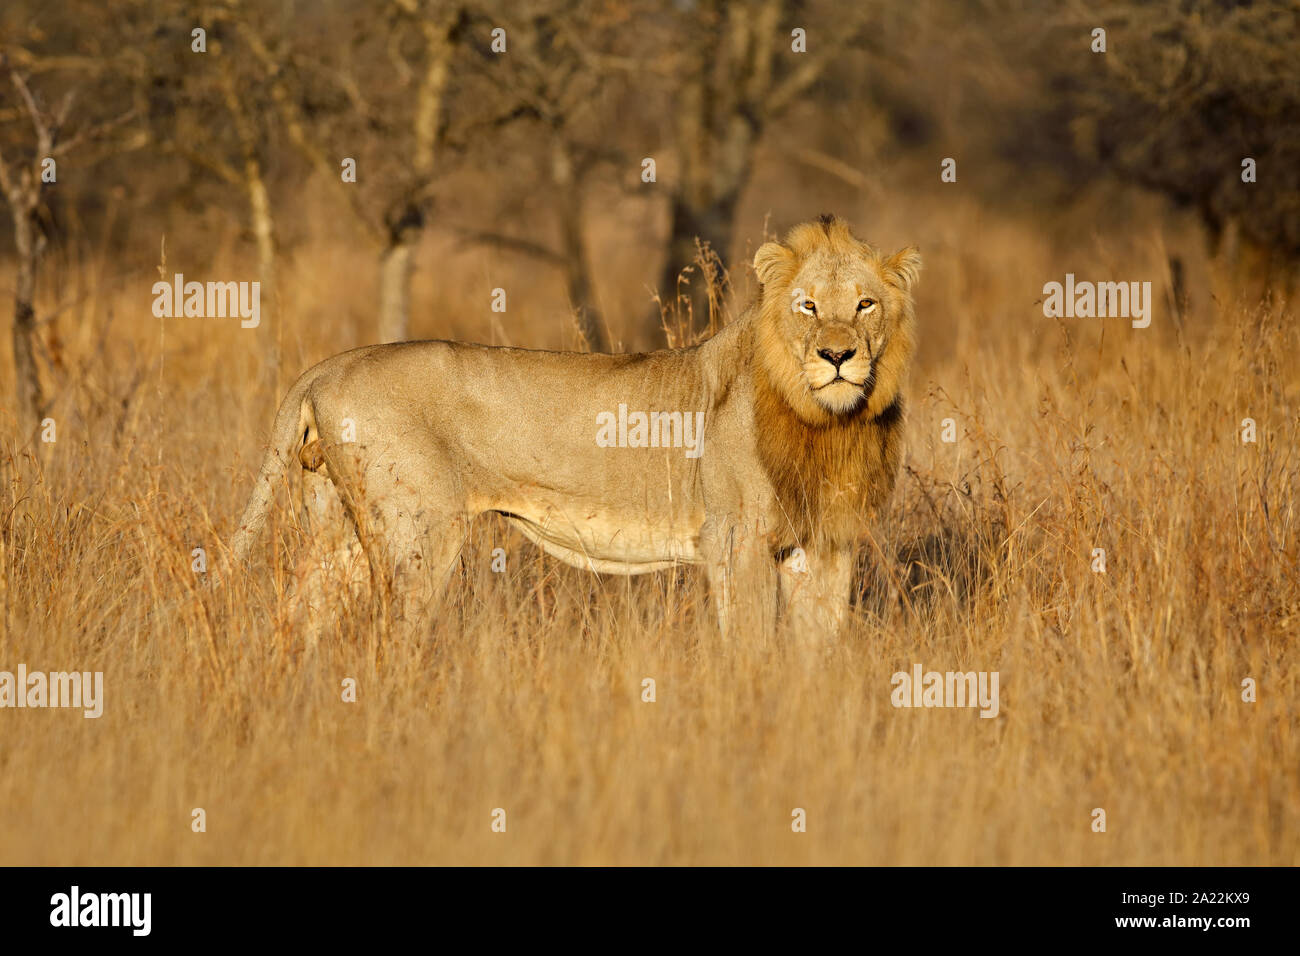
752 217 919 549
229 215 920 641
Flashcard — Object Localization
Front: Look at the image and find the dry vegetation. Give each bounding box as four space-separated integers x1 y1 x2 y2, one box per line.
2 0 1299 866
1 181 1296 864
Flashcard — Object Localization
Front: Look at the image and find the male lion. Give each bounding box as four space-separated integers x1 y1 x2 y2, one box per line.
230 215 920 640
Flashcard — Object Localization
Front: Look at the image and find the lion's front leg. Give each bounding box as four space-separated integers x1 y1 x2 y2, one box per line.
779 546 854 644
701 515 778 644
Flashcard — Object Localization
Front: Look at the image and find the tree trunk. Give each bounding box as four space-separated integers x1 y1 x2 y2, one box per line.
245 166 278 376
561 234 606 352
552 137 607 352
655 192 740 338
219 50 279 377
9 202 44 439
372 9 455 346
378 230 417 344
648 0 767 346
1213 216 1292 303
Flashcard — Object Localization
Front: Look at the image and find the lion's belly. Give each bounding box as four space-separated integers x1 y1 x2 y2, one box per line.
497 507 703 574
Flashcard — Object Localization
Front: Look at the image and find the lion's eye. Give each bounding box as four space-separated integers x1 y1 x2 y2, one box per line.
801 300 817 314
858 298 877 312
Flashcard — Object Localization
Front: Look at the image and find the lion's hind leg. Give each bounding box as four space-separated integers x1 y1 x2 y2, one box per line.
280 466 370 645
318 442 469 642
391 512 470 635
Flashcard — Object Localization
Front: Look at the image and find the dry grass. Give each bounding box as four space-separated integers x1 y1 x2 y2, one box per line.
1 195 1297 865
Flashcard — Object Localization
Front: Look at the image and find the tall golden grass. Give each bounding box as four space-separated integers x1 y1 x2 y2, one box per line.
1 192 1297 864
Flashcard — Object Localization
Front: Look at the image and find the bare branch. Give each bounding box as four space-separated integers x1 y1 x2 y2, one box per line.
52 105 140 157
448 226 566 265
8 64 51 150
233 19 384 245
168 143 241 186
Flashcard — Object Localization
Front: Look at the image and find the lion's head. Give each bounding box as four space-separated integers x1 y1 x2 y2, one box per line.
752 215 920 423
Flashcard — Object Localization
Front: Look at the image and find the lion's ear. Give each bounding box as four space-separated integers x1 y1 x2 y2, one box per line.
882 246 922 292
753 241 793 286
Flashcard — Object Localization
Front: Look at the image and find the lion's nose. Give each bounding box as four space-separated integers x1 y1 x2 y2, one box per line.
817 348 855 368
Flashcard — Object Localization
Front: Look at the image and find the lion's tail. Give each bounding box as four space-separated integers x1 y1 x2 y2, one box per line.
227 368 321 568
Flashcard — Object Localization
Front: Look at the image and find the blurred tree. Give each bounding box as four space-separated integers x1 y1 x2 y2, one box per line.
650 0 875 341
451 0 642 352
238 0 464 343
145 2 286 373
1016 0 1300 296
0 45 141 442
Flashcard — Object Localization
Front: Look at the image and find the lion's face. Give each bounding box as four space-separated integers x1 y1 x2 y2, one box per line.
753 217 921 420
784 257 898 414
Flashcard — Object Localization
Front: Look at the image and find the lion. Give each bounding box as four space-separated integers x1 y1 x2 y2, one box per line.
229 215 920 640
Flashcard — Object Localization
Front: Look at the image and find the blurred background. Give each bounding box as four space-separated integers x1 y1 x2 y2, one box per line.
2 0 1298 867
1 0 1297 437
